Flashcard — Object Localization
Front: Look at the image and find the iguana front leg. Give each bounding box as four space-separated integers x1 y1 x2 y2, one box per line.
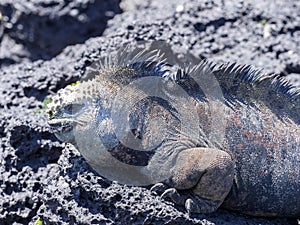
151 147 234 213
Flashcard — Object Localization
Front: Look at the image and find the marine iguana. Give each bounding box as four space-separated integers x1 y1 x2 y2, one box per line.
47 42 300 217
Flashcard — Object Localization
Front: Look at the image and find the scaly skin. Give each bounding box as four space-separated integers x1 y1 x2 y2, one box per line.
47 43 300 217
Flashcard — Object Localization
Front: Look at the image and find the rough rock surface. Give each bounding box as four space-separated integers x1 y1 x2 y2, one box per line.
0 0 121 66
0 0 299 224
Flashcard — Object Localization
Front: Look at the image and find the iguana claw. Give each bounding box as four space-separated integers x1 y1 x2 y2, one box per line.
150 182 169 193
161 188 186 205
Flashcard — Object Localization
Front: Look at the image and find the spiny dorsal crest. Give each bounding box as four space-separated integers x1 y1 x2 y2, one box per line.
48 42 300 122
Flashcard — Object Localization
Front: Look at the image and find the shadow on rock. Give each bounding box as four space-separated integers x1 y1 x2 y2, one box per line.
9 125 64 172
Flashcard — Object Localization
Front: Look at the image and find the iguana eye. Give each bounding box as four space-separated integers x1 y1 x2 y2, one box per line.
63 103 86 115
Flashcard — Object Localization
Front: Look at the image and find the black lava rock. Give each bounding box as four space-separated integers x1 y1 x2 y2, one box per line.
0 0 299 224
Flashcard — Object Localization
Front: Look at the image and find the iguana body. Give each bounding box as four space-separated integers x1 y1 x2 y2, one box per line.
47 43 300 217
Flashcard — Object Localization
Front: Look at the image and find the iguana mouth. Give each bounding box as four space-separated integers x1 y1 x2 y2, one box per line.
48 118 75 133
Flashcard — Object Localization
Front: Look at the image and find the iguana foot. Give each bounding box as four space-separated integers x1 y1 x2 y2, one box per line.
185 196 222 214
151 147 234 214
151 183 221 213
151 183 187 205
161 187 186 205
151 182 186 205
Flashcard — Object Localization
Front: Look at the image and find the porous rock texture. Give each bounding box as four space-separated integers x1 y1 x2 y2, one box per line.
0 0 121 66
0 0 299 224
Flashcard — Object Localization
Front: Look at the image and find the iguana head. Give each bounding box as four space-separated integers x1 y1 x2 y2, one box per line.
47 81 90 143
47 47 168 147
47 77 118 145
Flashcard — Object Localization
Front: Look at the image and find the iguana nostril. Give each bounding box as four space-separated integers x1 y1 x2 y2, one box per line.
47 110 53 118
